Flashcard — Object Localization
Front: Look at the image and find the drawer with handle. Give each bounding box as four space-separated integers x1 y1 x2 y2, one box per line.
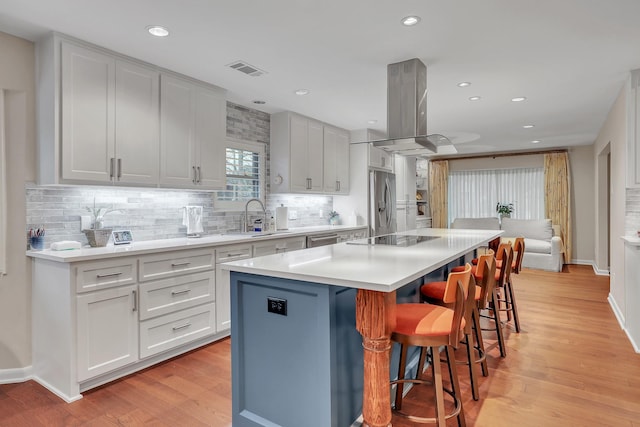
215 244 252 263
139 303 215 359
138 271 214 321
138 249 215 282
75 259 137 293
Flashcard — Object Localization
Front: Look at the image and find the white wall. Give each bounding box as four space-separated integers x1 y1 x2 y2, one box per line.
594 84 627 319
569 145 596 265
0 31 36 370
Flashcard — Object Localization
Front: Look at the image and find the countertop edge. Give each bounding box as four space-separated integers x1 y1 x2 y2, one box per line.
26 225 368 263
622 236 640 246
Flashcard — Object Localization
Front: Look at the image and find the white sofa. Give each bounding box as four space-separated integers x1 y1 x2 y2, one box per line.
451 217 564 272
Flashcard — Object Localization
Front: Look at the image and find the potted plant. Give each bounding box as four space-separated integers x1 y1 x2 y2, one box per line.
328 210 340 225
496 202 514 219
83 198 118 247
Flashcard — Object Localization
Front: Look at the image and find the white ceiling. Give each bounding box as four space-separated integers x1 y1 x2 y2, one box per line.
1 0 640 156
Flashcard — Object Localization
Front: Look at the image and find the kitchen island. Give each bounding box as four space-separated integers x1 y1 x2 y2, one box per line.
222 228 502 427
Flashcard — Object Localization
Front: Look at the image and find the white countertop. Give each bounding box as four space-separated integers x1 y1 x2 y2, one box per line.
221 228 502 292
26 225 366 263
622 235 640 246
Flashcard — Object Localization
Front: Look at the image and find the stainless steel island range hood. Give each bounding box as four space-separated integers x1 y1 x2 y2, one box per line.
366 58 455 155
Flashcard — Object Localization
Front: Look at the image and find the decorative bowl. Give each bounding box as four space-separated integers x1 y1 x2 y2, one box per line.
83 228 113 247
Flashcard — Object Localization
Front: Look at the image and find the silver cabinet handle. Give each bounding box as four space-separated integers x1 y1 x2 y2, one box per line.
197 166 201 183
132 290 137 312
171 261 191 267
336 180 341 192
171 289 191 296
96 272 123 278
223 253 246 258
192 166 197 184
110 157 115 179
307 178 312 190
172 322 191 331
117 158 122 179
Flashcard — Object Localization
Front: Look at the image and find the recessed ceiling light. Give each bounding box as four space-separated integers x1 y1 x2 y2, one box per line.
401 15 421 26
146 25 169 37
511 96 527 102
531 140 541 144
469 96 481 101
457 82 471 87
367 120 378 125
295 89 310 96
523 124 535 129
252 100 266 105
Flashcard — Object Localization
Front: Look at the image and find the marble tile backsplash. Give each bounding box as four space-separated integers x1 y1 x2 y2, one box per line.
25 186 334 247
626 187 640 236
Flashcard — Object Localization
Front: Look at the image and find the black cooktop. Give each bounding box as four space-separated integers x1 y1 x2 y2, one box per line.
346 234 440 247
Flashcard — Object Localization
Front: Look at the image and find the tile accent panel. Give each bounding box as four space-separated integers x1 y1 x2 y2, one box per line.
25 102 334 248
626 187 640 236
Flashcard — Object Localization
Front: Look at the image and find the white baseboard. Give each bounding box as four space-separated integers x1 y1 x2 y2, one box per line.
570 259 609 276
0 365 32 384
32 376 83 403
624 329 640 353
608 293 625 330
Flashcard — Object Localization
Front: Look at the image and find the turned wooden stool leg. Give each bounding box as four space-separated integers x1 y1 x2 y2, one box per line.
356 289 396 427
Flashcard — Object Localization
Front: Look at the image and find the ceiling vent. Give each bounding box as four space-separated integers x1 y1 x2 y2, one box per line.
227 60 267 77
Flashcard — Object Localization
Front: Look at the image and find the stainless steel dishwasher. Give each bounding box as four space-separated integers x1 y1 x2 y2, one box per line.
306 233 339 248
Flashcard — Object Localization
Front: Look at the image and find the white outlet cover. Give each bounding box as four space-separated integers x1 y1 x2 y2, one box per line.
289 210 298 220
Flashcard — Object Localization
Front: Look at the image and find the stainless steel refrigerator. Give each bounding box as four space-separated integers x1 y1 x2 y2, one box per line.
369 169 397 237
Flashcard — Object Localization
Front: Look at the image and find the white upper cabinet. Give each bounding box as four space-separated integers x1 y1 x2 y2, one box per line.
159 74 226 189
36 34 225 188
60 42 115 183
114 60 160 184
394 154 417 202
323 125 350 194
59 41 159 185
271 112 324 193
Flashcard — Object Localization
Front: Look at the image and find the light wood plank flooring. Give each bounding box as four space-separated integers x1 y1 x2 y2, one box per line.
2 264 639 426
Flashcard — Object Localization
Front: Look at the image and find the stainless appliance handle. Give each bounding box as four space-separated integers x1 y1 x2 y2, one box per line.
384 177 392 228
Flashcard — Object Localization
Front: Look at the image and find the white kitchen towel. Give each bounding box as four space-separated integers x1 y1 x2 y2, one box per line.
182 206 204 235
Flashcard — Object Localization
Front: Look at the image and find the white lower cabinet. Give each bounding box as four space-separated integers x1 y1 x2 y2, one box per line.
139 303 216 359
252 236 306 257
215 243 253 332
76 284 138 382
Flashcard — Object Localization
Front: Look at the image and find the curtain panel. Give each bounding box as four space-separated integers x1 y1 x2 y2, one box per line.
448 167 545 226
428 160 449 228
544 152 572 263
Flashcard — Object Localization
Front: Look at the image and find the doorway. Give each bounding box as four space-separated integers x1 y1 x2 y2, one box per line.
596 143 611 273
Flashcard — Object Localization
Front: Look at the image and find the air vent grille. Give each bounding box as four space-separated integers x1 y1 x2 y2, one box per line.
227 60 266 77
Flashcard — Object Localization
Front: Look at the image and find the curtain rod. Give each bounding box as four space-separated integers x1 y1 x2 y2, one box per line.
433 148 568 162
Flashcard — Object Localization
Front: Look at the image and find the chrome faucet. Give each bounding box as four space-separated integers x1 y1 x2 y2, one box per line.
243 198 267 232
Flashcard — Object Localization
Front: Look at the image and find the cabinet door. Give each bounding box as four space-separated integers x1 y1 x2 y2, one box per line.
334 129 350 194
215 268 232 332
115 60 159 185
194 87 226 189
159 74 196 187
289 114 311 192
307 120 324 192
61 42 115 182
323 126 338 192
76 284 138 381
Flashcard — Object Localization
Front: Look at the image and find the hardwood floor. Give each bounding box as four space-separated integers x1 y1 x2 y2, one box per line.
2 264 639 426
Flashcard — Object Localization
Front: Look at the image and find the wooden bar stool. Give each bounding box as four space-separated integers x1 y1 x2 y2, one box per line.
495 240 521 333
425 254 494 401
391 264 472 426
474 248 508 358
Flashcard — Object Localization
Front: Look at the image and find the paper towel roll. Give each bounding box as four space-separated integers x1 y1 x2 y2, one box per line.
275 206 289 230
